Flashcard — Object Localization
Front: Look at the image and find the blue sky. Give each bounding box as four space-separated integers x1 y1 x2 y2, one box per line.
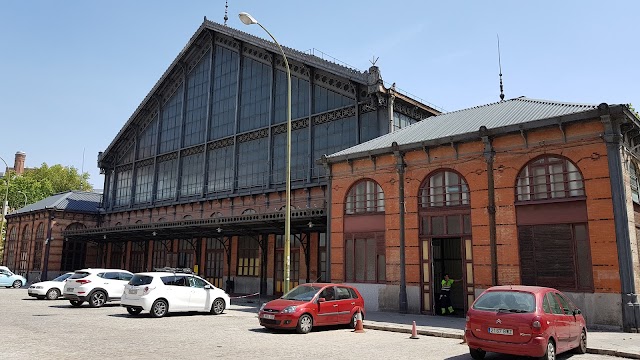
1 1 638 189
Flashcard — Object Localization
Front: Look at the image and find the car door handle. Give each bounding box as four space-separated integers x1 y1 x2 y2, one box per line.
333 304 338 307
351 302 355 305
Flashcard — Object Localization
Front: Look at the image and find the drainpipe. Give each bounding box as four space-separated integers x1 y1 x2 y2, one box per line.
393 142 408 313
600 103 640 332
41 210 54 281
388 85 396 133
481 126 498 286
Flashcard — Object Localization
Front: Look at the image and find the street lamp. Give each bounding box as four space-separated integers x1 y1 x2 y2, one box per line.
0 155 9 254
239 11 292 294
17 191 27 208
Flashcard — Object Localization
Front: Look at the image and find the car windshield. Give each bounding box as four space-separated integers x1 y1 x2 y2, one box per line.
53 273 72 282
473 291 536 313
281 285 322 301
129 275 154 286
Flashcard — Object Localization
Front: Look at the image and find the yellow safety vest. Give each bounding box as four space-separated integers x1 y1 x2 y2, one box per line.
441 279 454 292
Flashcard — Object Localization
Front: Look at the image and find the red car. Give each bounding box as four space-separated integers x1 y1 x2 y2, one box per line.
465 286 587 360
258 283 365 334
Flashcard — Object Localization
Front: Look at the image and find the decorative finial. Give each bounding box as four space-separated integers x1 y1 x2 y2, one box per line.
497 34 505 101
224 0 229 26
370 56 379 66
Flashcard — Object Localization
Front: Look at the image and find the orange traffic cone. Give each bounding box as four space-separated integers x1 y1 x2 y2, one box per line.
410 320 419 339
354 308 365 333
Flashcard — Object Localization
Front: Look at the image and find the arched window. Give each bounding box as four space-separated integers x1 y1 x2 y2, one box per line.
420 170 469 207
210 212 223 218
183 215 193 220
345 180 384 215
18 225 31 272
33 223 45 271
5 227 18 268
242 209 256 215
516 156 584 201
630 161 640 203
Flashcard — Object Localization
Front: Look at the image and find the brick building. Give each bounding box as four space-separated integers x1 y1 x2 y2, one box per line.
2 191 102 281
323 98 640 331
33 19 438 297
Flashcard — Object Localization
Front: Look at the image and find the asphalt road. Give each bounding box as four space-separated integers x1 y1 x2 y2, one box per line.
0 289 621 360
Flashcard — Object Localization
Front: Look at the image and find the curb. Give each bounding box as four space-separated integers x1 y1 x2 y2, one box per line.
587 348 640 359
364 323 640 360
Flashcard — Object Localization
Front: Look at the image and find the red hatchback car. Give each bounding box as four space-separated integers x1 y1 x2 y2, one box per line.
259 283 365 334
465 286 587 360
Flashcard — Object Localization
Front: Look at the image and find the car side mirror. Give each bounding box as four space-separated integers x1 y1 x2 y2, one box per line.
573 309 582 315
204 285 213 289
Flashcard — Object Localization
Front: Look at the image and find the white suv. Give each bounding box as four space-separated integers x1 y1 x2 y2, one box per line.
63 269 133 307
121 269 230 318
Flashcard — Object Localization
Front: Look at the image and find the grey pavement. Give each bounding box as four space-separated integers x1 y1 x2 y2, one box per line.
237 296 640 359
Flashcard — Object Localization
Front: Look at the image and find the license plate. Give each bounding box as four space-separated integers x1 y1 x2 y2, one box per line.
129 289 137 294
66 288 74 292
488 327 513 335
262 314 275 320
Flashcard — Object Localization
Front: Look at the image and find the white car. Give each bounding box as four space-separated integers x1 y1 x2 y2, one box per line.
63 268 133 307
121 269 230 318
28 272 74 300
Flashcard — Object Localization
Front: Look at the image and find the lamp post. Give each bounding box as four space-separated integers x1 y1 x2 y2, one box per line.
17 191 27 208
239 12 292 294
0 155 9 256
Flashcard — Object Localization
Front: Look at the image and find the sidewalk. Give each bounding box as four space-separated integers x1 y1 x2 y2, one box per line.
231 297 640 359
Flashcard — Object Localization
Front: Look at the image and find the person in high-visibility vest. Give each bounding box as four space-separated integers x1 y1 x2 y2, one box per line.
440 273 462 315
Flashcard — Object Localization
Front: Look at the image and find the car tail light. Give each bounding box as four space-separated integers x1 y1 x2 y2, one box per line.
532 316 542 333
466 315 470 322
76 279 91 285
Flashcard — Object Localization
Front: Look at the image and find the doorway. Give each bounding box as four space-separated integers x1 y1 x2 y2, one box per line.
432 238 464 315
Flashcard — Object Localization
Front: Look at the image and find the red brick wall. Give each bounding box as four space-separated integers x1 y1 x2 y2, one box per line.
329 119 620 294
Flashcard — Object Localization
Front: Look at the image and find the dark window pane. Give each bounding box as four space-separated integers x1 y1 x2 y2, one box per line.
432 217 445 235
355 240 365 282
463 215 471 234
447 216 461 235
207 146 233 193
115 168 132 206
239 58 270 132
345 239 354 282
210 47 238 140
184 52 210 147
156 159 178 200
159 87 184 153
237 138 268 188
180 153 204 197
134 164 154 204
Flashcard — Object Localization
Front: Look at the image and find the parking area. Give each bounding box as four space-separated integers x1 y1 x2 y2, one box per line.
0 289 620 360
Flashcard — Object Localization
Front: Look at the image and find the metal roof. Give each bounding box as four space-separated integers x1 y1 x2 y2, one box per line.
326 97 600 161
9 191 102 216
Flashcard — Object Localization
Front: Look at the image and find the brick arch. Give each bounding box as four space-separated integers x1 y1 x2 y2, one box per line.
514 154 585 202
343 178 385 215
418 168 470 208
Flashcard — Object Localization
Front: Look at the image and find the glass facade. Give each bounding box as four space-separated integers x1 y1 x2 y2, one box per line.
104 41 399 209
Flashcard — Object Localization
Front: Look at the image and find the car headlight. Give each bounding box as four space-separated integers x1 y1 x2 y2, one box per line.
34 286 43 289
259 303 266 311
281 306 297 314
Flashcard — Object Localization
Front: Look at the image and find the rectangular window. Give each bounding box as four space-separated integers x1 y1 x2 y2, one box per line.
134 164 154 204
184 52 211 147
109 242 124 269
210 47 238 140
152 240 170 269
518 223 592 291
137 116 158 159
115 168 132 207
156 159 178 201
159 87 184 154
237 138 268 189
180 153 204 197
205 238 224 288
272 128 308 184
359 110 382 143
207 146 234 193
313 84 353 114
129 241 146 273
239 57 271 133
312 116 357 178
177 239 195 269
274 70 309 123
393 111 417 131
237 236 260 277
318 233 327 282
344 233 385 283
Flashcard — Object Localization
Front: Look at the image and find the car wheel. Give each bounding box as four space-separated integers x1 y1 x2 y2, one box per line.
296 314 313 334
210 298 225 315
89 290 107 308
574 330 587 354
46 288 60 300
12 280 22 288
126 307 142 316
469 348 486 360
70 300 84 307
538 339 556 360
151 299 168 318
